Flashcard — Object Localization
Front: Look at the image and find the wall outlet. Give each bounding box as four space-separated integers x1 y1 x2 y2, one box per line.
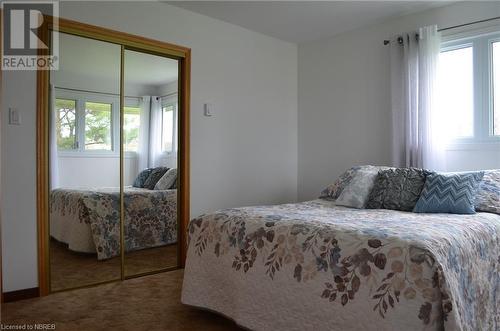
8 108 20 125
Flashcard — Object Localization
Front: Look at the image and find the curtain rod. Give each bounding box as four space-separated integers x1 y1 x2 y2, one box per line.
54 86 177 99
383 15 500 45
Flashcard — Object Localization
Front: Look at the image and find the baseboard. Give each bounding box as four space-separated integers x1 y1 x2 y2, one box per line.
3 287 39 302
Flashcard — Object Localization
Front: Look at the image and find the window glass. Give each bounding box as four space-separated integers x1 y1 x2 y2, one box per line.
84 101 112 150
437 46 474 138
55 98 77 150
492 41 500 136
162 105 174 152
124 106 141 152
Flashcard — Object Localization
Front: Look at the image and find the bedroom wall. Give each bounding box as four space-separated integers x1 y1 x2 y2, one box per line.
1 1 298 291
297 1 500 201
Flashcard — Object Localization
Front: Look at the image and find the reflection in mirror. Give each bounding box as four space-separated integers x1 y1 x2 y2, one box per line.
123 50 179 276
49 32 122 291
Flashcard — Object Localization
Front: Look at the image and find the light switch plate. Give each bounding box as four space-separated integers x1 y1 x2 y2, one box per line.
204 103 213 117
9 108 20 125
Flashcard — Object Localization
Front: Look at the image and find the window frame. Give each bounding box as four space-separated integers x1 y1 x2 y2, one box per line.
55 88 141 158
440 29 500 148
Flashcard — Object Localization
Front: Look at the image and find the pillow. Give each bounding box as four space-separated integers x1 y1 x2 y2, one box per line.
143 167 169 190
154 168 177 190
414 172 484 214
335 166 380 209
475 170 500 215
133 168 153 188
366 168 430 211
320 165 389 201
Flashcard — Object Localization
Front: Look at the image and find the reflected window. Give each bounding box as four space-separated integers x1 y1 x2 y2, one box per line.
162 104 177 153
55 98 77 150
84 102 112 151
124 106 141 152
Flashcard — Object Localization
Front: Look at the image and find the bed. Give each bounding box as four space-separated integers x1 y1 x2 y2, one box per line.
181 199 500 331
50 187 177 260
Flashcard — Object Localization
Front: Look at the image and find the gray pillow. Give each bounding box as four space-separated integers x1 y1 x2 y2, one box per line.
133 168 153 188
154 168 177 190
366 168 430 212
320 165 392 201
143 167 169 190
335 166 380 209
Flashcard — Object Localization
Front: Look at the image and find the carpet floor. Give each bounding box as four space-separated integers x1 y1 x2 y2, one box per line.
50 240 179 291
1 269 243 331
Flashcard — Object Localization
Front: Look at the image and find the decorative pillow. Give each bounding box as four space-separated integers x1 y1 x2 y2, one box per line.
414 172 484 214
143 167 169 190
133 168 153 188
320 165 391 201
154 168 177 190
475 170 500 215
366 168 430 211
335 166 380 209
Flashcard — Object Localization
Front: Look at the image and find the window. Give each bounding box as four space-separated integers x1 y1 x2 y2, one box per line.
437 46 474 138
162 102 177 153
438 32 500 143
55 98 77 150
124 106 141 152
84 102 112 151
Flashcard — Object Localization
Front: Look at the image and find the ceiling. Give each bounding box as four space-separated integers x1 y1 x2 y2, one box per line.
57 33 178 87
168 1 452 43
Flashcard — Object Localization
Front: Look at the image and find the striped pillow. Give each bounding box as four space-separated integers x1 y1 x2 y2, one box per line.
414 172 484 214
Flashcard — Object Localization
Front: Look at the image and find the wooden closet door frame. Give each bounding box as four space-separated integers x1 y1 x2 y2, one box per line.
37 16 191 296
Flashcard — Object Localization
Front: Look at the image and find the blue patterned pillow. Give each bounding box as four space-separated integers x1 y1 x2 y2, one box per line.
414 172 484 214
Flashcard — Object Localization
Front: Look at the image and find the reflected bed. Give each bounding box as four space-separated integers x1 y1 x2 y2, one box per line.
50 187 177 260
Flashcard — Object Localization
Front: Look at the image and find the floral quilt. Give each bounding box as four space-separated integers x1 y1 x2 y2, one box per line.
182 200 500 331
51 187 177 260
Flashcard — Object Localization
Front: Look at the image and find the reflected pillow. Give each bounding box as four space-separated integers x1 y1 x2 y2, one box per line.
335 166 380 209
154 168 177 190
475 170 500 215
133 168 153 188
143 167 169 190
366 168 430 211
414 172 484 214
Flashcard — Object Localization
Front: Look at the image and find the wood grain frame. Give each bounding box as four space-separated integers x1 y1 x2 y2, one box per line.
36 17 190 296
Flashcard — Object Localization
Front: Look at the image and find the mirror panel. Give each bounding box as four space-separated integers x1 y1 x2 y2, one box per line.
123 49 180 276
49 32 122 291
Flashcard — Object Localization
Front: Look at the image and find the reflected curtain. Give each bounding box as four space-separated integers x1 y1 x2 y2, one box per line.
49 84 60 189
390 25 445 171
149 96 163 167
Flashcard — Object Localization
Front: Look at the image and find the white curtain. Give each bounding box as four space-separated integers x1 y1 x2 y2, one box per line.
390 25 445 171
49 85 60 189
137 96 151 171
149 96 164 168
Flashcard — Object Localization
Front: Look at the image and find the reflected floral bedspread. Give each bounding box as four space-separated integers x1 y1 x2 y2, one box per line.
182 200 499 331
51 187 177 260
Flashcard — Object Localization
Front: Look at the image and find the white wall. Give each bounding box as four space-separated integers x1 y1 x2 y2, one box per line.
298 1 500 201
1 1 298 291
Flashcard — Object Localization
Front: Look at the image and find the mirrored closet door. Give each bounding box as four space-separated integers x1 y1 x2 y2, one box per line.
45 21 188 293
122 50 180 276
49 32 122 291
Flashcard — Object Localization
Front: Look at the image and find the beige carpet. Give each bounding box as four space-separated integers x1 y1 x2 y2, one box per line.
1 269 243 331
51 239 179 291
